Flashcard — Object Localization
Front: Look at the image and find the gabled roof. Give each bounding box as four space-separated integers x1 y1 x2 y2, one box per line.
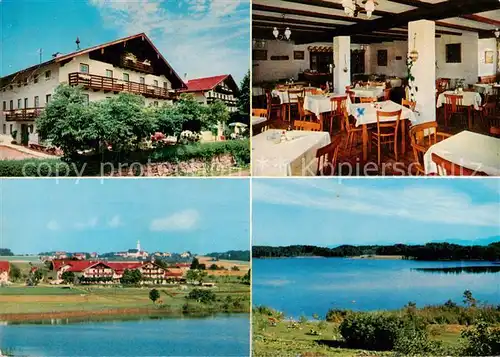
1 33 186 89
181 74 239 94
0 261 10 272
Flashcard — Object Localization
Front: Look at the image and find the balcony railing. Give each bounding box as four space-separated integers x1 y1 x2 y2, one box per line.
4 108 43 121
69 72 173 99
207 97 238 106
120 58 154 74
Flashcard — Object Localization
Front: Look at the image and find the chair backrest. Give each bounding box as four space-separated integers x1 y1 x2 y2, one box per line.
252 109 268 117
444 94 463 113
330 95 348 115
376 109 402 133
316 136 342 175
343 111 354 133
294 120 321 131
383 88 391 101
489 126 500 138
297 97 307 118
360 97 377 103
346 90 356 104
304 87 319 95
401 99 416 111
287 89 304 104
409 121 439 147
431 153 487 176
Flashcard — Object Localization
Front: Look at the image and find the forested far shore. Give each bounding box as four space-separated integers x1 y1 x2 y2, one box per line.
252 242 500 261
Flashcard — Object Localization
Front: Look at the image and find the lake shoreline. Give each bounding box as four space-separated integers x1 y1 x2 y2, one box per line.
0 307 250 323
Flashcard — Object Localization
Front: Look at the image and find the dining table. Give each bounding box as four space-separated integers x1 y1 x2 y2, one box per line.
252 116 267 126
436 90 482 129
252 129 331 176
350 86 385 99
423 131 500 176
303 93 352 130
349 100 417 161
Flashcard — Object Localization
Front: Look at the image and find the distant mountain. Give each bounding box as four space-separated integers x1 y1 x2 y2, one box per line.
431 237 500 246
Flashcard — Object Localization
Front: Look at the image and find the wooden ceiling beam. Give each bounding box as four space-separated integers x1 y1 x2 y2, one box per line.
332 0 500 36
279 0 395 17
252 4 363 23
253 15 337 29
435 21 486 33
461 14 500 27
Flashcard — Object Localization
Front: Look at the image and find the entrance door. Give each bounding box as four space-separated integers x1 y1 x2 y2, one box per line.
20 124 29 146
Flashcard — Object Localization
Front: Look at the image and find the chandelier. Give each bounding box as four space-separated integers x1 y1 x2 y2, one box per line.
273 14 292 40
342 0 377 19
495 28 500 38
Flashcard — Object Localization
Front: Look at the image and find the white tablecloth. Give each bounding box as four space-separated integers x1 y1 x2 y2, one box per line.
436 91 482 110
473 84 494 95
423 131 500 175
252 129 331 176
303 94 352 117
349 100 417 127
351 86 384 98
252 116 267 126
388 78 402 88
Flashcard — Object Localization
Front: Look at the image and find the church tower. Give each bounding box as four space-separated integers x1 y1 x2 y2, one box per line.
137 240 141 252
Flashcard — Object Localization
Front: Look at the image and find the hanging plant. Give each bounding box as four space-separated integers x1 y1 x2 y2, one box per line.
406 56 416 102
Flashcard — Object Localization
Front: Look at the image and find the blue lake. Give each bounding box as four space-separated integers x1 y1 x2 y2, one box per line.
0 314 249 356
253 258 500 318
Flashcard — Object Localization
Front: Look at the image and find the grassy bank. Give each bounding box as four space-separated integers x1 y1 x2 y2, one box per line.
253 301 500 357
0 282 250 322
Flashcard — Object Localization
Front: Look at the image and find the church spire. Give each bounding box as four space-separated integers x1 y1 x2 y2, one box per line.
137 240 141 252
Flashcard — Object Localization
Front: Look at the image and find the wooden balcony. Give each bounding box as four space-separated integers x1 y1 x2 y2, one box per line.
4 108 43 121
68 72 173 99
120 58 154 74
207 96 238 107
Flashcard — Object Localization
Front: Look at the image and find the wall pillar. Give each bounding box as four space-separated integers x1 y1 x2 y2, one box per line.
408 20 436 124
333 36 351 93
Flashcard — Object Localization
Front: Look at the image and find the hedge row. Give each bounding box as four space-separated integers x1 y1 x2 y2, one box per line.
0 139 250 177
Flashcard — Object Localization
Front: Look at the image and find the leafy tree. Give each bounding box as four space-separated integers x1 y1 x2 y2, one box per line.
8 264 21 281
0 248 14 256
94 93 156 152
149 289 160 304
463 290 477 308
205 100 230 132
241 269 250 285
61 271 75 284
26 269 43 286
461 320 500 356
186 269 207 285
237 70 250 116
209 264 219 270
187 288 216 303
153 259 169 270
120 269 142 285
231 266 240 271
154 105 186 137
190 257 200 270
175 94 208 133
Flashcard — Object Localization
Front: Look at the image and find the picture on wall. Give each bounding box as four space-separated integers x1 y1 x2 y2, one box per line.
253 50 267 61
485 51 494 64
377 50 388 66
294 51 305 60
446 43 462 63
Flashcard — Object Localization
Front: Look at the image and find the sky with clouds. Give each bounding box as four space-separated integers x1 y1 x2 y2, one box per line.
253 178 500 247
1 0 250 82
0 179 250 255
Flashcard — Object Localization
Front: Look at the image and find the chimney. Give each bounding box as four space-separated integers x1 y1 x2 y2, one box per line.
76 37 81 50
184 73 188 82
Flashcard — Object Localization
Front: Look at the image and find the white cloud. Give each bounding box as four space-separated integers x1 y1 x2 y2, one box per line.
150 209 200 231
107 215 122 228
88 0 250 82
253 180 500 227
74 217 98 230
46 220 60 231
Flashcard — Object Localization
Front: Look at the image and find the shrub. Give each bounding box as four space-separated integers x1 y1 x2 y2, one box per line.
326 308 353 323
460 321 500 356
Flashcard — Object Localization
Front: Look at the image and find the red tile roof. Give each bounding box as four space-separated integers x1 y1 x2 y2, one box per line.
52 260 143 273
182 75 229 92
0 261 10 273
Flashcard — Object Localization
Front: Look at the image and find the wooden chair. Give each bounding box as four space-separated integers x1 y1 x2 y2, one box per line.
489 126 500 138
401 99 416 111
329 96 348 135
316 136 342 176
343 111 363 155
297 97 316 122
443 94 466 127
371 109 402 167
408 121 452 175
381 88 391 101
265 90 282 121
304 87 320 95
252 109 267 117
285 89 304 122
346 90 356 104
294 120 321 132
431 153 487 176
360 97 377 103
477 94 497 123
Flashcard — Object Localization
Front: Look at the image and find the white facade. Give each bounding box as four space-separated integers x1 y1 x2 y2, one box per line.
1 49 176 145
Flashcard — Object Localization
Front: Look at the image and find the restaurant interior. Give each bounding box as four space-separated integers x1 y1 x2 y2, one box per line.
251 0 500 176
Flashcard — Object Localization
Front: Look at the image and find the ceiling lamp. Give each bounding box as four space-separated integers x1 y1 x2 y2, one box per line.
494 28 500 38
342 0 378 19
273 14 292 41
